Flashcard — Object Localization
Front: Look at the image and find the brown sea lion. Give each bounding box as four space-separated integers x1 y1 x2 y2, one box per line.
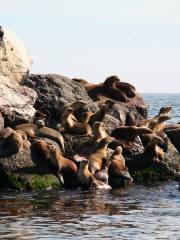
147 114 171 133
60 107 92 136
88 137 113 174
103 76 128 102
47 144 78 187
88 104 107 126
114 78 136 98
111 126 153 142
143 138 165 163
155 106 172 117
78 160 111 190
15 121 65 153
109 146 133 182
4 130 24 154
92 122 108 142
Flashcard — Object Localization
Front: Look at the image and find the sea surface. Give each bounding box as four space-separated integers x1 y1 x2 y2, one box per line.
0 94 180 240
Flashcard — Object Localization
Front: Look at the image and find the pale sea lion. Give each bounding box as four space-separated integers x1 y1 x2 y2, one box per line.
155 106 172 117
147 114 171 133
88 137 113 174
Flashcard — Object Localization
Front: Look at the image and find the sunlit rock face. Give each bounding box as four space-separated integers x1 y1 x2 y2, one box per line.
0 74 37 126
0 26 32 83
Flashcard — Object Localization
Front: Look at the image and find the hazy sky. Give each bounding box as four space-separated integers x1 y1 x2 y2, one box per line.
1 0 180 93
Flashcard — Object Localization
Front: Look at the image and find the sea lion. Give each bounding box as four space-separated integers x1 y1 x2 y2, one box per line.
109 146 133 180
47 144 78 188
88 104 107 126
143 138 165 163
109 147 133 188
114 77 136 98
33 109 51 125
92 122 108 142
103 76 128 102
60 107 92 136
155 106 172 117
4 130 24 154
78 160 111 190
15 130 27 140
111 126 153 142
15 121 65 153
147 114 171 133
88 137 113 174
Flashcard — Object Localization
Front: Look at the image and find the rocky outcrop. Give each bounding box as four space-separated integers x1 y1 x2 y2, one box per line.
0 75 37 127
166 128 180 153
22 74 99 120
0 26 32 82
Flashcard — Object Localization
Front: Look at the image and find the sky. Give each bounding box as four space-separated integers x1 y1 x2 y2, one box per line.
1 0 180 93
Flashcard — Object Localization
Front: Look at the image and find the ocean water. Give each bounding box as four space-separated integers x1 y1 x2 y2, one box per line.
0 94 180 240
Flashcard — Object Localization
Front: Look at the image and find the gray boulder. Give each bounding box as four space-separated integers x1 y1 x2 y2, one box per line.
22 74 98 119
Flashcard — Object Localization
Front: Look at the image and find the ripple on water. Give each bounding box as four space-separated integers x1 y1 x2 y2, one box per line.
0 182 180 239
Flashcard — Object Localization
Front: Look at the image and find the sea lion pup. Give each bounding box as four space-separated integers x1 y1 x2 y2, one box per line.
109 146 133 186
143 138 165 163
92 122 108 142
47 144 78 188
103 76 128 102
15 120 65 153
78 160 111 190
155 106 172 117
111 126 153 142
88 137 113 175
88 104 107 126
60 107 92 136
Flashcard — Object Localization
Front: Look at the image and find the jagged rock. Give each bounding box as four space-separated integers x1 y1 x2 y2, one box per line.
22 74 98 120
105 96 148 125
0 75 37 127
165 128 180 153
0 26 32 82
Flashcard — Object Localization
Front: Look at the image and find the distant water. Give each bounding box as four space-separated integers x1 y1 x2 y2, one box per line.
0 94 180 240
142 93 180 123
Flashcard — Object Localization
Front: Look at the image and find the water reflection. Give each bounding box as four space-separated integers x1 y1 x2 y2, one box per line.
0 182 180 239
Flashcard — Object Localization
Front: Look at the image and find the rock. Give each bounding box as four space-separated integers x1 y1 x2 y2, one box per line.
102 114 120 134
0 135 61 191
105 95 148 125
0 75 37 127
0 26 32 82
22 74 98 120
165 128 180 153
0 113 4 132
126 136 180 182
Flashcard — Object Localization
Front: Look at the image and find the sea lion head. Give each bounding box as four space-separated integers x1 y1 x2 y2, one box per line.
103 76 120 87
35 119 45 128
115 146 123 154
158 114 171 123
158 106 172 116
